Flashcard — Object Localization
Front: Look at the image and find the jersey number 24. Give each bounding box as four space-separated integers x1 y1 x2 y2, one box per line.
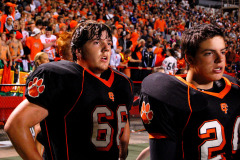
198 117 240 160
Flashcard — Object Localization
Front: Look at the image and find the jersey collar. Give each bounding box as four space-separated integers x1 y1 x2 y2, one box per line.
176 76 231 99
83 66 114 88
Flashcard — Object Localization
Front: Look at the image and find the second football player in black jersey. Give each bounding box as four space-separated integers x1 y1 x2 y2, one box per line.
140 24 240 159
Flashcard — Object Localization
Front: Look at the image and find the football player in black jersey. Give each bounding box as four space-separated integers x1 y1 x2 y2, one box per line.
5 20 134 160
140 23 240 160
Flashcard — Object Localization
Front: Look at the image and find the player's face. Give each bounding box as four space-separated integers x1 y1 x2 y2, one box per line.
80 30 112 76
190 36 226 83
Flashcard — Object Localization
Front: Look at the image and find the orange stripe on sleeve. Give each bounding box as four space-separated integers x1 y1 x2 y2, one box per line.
149 133 168 139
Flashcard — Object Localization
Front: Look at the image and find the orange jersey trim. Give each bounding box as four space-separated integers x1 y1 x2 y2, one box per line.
84 67 114 88
113 70 133 93
149 133 168 139
182 86 193 159
45 119 54 160
176 76 231 99
64 70 85 160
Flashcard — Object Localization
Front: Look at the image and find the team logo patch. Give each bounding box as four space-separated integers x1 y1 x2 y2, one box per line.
141 101 153 124
28 77 45 98
220 103 228 114
108 92 114 102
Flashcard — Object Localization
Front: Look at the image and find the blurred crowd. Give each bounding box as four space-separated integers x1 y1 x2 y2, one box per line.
0 0 240 82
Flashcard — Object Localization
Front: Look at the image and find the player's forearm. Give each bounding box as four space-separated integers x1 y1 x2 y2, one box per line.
119 121 130 160
5 122 42 160
119 141 128 160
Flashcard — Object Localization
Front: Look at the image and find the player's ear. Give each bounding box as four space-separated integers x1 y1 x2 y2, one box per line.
185 54 194 65
36 59 41 66
75 49 82 60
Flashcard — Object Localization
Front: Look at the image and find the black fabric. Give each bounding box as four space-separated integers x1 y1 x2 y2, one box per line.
149 139 177 160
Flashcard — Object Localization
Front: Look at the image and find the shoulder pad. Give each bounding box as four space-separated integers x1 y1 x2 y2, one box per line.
141 73 188 109
223 74 240 90
223 74 239 85
37 60 83 76
112 68 132 82
141 73 208 112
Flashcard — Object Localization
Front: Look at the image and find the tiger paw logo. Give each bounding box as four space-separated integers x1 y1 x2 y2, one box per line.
141 101 153 124
28 77 45 98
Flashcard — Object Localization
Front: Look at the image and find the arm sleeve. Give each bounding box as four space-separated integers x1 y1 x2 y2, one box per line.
139 93 177 140
116 55 121 67
139 93 178 159
25 67 56 111
25 66 66 113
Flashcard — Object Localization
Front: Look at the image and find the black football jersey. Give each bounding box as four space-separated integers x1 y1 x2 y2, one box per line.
140 72 240 160
25 60 134 160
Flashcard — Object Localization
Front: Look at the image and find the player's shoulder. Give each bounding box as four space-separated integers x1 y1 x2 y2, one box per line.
223 74 240 89
31 60 84 78
141 73 189 107
112 68 133 86
223 74 239 84
142 73 182 97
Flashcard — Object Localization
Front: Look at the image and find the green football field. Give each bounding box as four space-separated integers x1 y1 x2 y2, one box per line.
0 143 150 160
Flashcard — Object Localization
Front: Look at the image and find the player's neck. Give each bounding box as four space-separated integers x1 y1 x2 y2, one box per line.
77 60 101 77
186 70 214 90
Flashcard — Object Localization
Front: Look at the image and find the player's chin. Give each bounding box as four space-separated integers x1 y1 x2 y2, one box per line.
210 73 224 81
98 64 109 72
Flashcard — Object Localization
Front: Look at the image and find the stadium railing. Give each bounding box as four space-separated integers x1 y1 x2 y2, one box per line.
0 84 25 124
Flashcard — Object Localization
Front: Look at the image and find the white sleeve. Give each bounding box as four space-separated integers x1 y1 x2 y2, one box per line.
40 36 45 44
116 54 121 67
109 49 116 66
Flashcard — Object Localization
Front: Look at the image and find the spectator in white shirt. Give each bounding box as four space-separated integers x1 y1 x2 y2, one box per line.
40 26 57 61
110 48 121 69
162 49 178 75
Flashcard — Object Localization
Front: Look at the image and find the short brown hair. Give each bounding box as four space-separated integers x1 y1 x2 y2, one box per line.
181 23 224 59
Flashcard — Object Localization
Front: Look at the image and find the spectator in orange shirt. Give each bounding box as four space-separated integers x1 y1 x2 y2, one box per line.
130 25 139 51
25 28 44 62
153 40 164 67
154 15 167 38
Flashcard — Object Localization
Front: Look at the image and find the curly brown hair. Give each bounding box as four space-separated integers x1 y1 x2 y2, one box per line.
71 20 112 61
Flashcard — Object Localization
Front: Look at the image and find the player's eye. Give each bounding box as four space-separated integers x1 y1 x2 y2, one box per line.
107 41 112 46
93 40 100 45
204 52 213 56
221 50 226 55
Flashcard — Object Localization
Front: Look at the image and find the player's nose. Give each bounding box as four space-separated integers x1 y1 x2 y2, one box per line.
101 40 110 52
214 51 225 63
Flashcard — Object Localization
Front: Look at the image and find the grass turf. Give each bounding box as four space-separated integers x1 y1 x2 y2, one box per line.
127 143 150 160
0 143 150 160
